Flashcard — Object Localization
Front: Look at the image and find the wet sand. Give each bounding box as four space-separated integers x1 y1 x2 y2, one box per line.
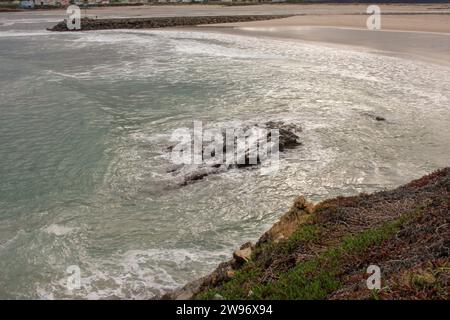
199 25 450 67
199 13 450 67
206 13 450 34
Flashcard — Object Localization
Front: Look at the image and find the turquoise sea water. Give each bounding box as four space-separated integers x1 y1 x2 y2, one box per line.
0 16 449 298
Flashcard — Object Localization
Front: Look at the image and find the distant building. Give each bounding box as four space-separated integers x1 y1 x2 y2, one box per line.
22 0 71 6
35 0 55 5
157 0 200 3
19 0 35 8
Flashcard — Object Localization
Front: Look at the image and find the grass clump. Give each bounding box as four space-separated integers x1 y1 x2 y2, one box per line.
197 265 262 300
198 224 322 300
251 219 405 299
200 213 415 300
282 224 322 253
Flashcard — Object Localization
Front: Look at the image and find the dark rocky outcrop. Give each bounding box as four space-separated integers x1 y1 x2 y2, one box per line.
361 111 387 122
166 121 302 186
48 15 294 32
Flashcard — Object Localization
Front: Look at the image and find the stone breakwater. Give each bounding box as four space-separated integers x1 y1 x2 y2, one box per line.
47 15 294 32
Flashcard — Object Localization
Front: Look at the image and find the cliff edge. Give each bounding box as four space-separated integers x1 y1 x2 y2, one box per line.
164 168 449 300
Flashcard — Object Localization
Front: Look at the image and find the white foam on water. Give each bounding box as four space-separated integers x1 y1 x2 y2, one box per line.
36 247 229 300
0 18 60 27
2 27 450 300
0 29 57 37
170 37 278 60
43 224 75 236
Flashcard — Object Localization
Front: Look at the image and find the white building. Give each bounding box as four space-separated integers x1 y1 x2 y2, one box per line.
23 0 70 6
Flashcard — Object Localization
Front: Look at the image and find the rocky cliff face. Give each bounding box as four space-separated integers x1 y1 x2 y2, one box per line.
163 168 450 300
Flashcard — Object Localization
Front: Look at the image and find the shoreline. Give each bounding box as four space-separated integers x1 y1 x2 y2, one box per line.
196 24 450 67
202 12 450 33
43 4 450 66
195 11 450 67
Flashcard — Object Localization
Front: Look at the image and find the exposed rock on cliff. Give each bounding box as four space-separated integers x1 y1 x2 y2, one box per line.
258 196 314 244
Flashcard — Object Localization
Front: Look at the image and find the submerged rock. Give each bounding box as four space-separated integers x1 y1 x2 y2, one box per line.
361 112 387 122
265 121 302 151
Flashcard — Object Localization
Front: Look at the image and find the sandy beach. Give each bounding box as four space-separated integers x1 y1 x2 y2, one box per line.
195 6 450 67
199 18 450 67
206 12 450 33
6 3 449 66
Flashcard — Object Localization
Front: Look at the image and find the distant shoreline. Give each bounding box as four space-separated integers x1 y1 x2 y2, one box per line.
44 3 450 34
199 13 450 67
45 3 450 67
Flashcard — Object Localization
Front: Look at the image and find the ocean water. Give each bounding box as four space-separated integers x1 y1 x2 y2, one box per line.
0 16 449 299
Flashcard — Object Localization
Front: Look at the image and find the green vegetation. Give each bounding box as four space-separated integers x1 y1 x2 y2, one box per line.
283 224 321 253
0 1 19 9
199 213 415 300
198 265 262 300
197 224 323 300
251 217 409 299
190 169 449 300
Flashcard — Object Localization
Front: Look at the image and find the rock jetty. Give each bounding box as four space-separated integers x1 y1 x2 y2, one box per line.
48 15 294 32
